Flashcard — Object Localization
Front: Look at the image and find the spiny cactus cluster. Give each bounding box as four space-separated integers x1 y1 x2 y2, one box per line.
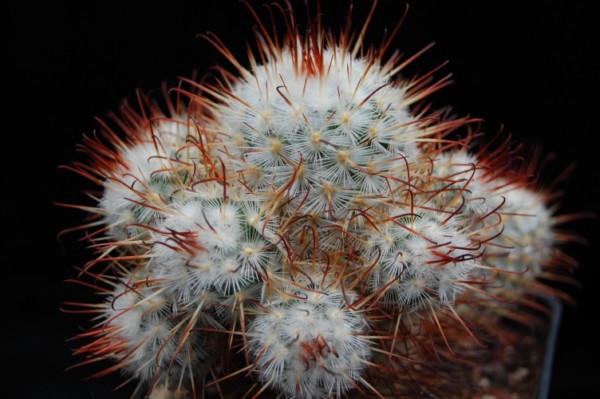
63 2 574 398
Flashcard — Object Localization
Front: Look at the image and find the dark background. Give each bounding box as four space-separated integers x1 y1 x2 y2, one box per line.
7 1 599 397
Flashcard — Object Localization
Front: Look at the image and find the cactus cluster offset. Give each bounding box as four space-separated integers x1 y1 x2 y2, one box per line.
63 2 574 398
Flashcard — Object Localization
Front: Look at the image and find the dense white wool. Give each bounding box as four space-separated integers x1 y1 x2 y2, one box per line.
214 48 424 218
365 214 478 310
486 186 554 275
149 198 279 299
193 201 243 253
248 287 371 399
430 151 505 216
100 120 196 239
104 283 213 386
143 242 224 315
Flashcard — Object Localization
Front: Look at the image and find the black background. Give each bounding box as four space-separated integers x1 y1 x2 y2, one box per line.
7 1 599 397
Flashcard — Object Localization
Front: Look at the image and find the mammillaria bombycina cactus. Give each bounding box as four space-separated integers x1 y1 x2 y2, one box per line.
62 2 576 398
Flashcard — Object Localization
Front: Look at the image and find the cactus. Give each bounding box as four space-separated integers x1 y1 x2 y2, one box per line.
62 2 576 398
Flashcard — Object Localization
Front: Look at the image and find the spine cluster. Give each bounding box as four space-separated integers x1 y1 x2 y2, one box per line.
64 3 573 398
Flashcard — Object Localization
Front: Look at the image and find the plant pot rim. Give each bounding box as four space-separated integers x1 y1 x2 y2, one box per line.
537 296 562 399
